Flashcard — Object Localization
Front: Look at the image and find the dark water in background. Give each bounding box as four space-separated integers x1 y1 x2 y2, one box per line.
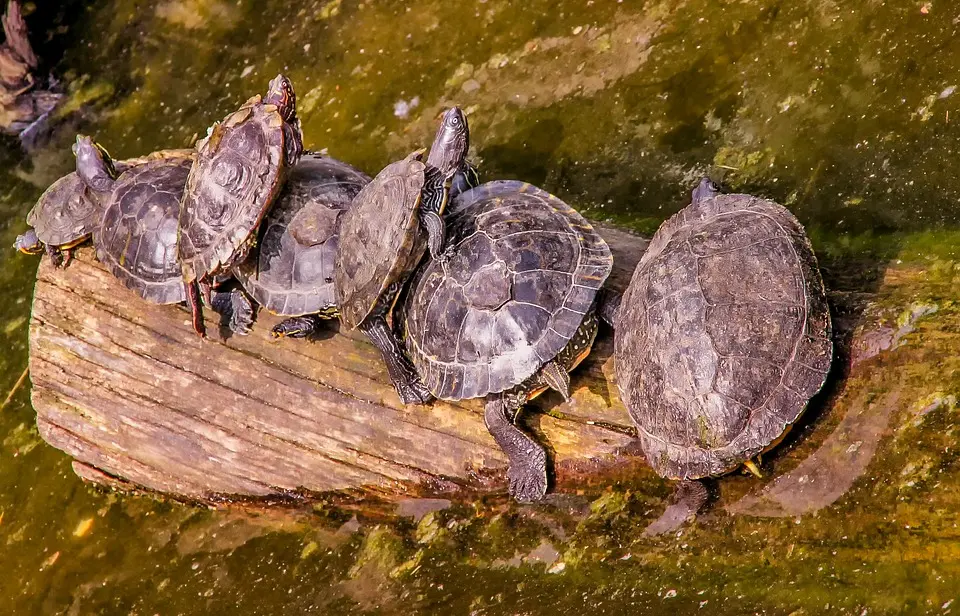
2 1 960 613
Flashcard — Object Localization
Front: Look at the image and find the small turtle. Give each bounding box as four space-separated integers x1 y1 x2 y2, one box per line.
426 107 478 199
15 146 194 266
613 178 833 535
178 74 303 336
233 152 371 337
399 180 614 502
334 108 473 405
73 137 253 333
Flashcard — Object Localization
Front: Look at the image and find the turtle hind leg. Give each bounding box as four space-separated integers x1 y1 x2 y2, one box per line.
642 480 709 536
484 395 548 503
360 315 433 405
184 280 206 338
210 288 254 335
272 315 326 339
44 244 64 268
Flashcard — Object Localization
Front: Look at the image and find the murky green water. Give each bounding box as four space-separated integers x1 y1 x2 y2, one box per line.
4 0 960 613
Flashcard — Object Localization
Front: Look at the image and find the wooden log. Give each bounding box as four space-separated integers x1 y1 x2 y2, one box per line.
28 224 650 505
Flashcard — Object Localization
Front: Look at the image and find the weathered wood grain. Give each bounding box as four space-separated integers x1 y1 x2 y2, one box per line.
28 225 649 504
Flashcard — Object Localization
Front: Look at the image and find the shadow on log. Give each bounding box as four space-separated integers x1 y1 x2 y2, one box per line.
28 224 651 506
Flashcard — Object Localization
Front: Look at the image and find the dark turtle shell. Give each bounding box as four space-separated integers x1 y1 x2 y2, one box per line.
95 153 194 304
335 150 427 329
178 94 297 283
402 180 613 400
614 192 833 481
27 174 100 247
26 149 194 248
234 153 371 316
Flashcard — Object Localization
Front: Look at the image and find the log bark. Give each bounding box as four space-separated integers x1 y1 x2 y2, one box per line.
28 224 650 505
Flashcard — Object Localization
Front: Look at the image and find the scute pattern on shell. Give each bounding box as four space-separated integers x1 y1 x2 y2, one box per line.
95 156 193 304
615 193 833 481
28 149 195 247
234 153 371 316
403 180 613 400
28 173 100 246
335 151 426 329
178 95 288 282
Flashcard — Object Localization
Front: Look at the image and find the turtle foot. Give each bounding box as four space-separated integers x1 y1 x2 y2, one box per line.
227 289 254 335
394 375 434 405
508 452 548 503
643 480 708 536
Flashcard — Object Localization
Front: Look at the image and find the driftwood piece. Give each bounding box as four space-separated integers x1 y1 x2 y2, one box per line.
28 224 649 505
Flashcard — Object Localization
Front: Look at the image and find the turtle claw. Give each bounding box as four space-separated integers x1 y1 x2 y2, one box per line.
507 454 548 503
228 290 254 335
395 376 434 405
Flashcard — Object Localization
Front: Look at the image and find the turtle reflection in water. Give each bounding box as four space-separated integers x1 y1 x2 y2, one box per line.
613 179 833 535
400 180 613 502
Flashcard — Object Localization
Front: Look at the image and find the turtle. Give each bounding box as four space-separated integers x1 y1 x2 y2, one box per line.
334 106 474 405
426 106 478 200
399 180 614 502
233 152 371 337
178 74 303 337
73 136 253 333
613 178 833 535
14 146 195 267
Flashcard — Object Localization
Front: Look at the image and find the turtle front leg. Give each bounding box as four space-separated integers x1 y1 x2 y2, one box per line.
272 315 327 339
484 394 548 503
44 244 64 268
360 315 433 405
642 480 709 536
184 280 206 338
418 210 446 260
210 288 254 335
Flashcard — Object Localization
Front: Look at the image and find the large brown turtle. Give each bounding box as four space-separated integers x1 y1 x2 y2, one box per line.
14 145 196 267
613 178 833 535
233 152 371 337
74 137 252 332
178 74 303 336
335 108 473 405
399 180 613 502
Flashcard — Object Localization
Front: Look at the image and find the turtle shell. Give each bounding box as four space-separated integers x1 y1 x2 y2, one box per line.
402 180 613 400
95 154 193 304
614 192 833 481
27 149 194 247
178 95 294 283
234 153 371 316
27 173 100 247
335 150 427 329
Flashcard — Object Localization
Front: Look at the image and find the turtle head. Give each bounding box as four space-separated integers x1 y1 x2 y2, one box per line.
14 229 42 254
73 135 118 193
691 177 721 204
426 107 469 179
265 74 297 122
